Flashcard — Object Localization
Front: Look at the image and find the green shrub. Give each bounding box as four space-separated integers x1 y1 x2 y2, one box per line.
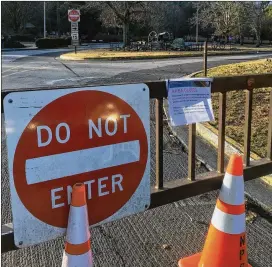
171 38 185 50
35 38 71 49
3 39 25 48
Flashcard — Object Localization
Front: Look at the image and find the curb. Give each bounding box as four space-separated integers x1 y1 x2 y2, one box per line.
195 122 272 186
59 51 272 61
163 100 272 215
2 47 37 52
185 72 272 186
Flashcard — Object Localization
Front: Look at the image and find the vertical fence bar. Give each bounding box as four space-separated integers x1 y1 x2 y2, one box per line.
267 90 272 160
217 92 227 173
188 124 196 181
188 43 207 180
203 41 208 76
244 88 253 166
155 98 163 189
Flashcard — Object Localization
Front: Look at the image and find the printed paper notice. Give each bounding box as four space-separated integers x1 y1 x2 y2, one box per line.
167 78 214 126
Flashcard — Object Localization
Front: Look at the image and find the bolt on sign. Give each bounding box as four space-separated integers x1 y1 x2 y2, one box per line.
4 84 150 247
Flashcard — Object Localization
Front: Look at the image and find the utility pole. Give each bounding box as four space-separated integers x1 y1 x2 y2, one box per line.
44 1 46 38
196 3 199 43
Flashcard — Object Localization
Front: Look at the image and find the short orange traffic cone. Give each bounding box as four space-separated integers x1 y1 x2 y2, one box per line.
178 154 252 267
62 183 93 267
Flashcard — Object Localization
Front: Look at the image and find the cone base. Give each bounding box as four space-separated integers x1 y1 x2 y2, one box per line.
178 253 201 267
62 250 93 267
178 253 252 267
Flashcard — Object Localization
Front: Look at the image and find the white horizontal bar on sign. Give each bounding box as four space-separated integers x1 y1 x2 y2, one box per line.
25 140 140 185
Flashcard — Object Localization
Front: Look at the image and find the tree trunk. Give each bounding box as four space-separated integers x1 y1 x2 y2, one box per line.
256 32 261 47
122 22 129 47
13 15 20 33
240 36 244 46
56 1 60 37
238 22 244 45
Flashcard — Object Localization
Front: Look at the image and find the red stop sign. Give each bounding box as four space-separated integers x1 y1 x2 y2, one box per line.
68 9 80 22
13 90 148 228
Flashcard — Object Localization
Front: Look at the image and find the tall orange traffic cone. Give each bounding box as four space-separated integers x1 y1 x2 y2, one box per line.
178 154 252 267
62 183 93 267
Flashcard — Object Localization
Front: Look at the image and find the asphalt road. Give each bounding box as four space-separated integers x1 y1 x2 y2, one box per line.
2 49 272 90
1 49 272 267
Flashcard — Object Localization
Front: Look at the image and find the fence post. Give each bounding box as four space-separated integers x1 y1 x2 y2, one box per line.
244 78 254 166
217 92 226 173
188 124 196 181
155 98 164 189
267 90 272 160
188 42 208 181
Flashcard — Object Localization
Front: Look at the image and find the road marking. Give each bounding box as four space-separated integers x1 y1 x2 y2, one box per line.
2 69 32 78
46 76 105 85
25 140 140 185
2 66 61 77
2 65 21 73
2 66 58 74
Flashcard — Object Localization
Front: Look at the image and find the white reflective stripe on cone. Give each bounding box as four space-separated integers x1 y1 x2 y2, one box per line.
66 205 90 245
211 206 246 234
219 172 245 205
62 250 93 267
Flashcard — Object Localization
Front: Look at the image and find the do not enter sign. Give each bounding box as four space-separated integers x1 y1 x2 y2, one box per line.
68 9 80 22
4 84 150 247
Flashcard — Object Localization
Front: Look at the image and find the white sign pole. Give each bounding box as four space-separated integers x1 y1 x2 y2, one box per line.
68 10 80 52
71 22 80 52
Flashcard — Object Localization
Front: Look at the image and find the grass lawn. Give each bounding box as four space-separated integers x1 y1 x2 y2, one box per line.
196 59 272 158
231 44 272 52
60 48 272 61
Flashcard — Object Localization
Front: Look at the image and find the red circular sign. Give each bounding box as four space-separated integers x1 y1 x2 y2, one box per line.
68 9 80 22
13 91 148 228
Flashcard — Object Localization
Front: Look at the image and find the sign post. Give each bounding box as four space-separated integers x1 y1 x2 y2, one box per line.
4 84 150 247
68 9 80 51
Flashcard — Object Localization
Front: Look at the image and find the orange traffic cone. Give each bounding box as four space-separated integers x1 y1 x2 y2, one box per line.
178 154 252 267
62 183 93 267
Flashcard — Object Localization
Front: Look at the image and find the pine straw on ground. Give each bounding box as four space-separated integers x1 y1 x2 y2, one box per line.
60 48 272 60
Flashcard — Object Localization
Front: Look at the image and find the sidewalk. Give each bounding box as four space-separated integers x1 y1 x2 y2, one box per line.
163 99 272 215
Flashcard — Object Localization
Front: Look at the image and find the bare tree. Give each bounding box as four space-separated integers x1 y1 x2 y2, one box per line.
245 1 270 47
85 1 147 46
1 1 41 33
190 2 208 40
193 2 239 42
233 2 249 45
262 4 272 43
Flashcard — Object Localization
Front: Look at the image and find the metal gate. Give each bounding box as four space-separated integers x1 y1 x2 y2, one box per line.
1 72 272 253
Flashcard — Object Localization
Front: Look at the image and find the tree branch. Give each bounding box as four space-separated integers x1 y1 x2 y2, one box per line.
106 2 125 22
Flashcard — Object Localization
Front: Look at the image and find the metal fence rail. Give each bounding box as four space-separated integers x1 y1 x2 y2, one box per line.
2 73 272 253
